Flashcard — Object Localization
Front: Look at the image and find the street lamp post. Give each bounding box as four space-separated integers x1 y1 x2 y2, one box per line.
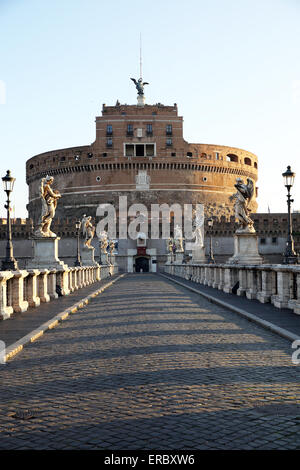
1 170 19 271
282 165 298 264
207 217 215 264
74 220 82 266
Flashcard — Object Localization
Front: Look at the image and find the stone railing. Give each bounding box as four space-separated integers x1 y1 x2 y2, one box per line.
164 263 300 315
0 264 118 320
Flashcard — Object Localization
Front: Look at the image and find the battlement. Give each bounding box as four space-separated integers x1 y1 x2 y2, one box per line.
101 103 178 116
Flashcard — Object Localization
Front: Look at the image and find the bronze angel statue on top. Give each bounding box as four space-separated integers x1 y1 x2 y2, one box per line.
229 177 255 233
130 77 149 96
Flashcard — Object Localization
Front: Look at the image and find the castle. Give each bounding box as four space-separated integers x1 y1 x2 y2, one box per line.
19 83 298 271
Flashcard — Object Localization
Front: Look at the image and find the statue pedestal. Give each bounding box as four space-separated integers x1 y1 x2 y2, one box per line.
227 232 263 265
27 237 68 270
137 95 145 107
174 252 184 264
165 254 172 264
81 246 99 267
100 252 109 265
191 246 206 264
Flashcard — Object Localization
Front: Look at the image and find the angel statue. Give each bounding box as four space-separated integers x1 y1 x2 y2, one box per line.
192 208 204 248
165 237 171 252
81 215 95 249
174 224 184 252
109 239 115 254
229 177 255 233
34 175 61 237
130 77 149 96
98 230 108 254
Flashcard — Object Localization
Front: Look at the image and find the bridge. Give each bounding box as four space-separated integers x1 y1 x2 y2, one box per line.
0 266 300 450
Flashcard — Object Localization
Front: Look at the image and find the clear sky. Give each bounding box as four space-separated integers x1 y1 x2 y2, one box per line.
0 0 299 218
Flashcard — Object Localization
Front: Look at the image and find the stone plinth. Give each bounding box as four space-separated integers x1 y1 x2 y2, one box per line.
227 232 263 265
27 237 68 270
81 246 99 267
174 252 184 264
100 251 109 265
191 246 206 264
137 95 145 107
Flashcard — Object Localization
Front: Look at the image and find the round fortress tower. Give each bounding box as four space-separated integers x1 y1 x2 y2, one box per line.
26 102 258 224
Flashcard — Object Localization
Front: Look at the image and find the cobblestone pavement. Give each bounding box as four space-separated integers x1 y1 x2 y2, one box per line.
0 273 300 450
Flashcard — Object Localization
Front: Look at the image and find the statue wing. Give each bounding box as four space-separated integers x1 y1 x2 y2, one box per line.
130 78 137 85
246 178 254 202
143 82 149 86
39 178 45 199
81 216 87 235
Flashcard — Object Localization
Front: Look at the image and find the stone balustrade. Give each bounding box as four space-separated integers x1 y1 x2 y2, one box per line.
0 264 118 320
164 263 300 315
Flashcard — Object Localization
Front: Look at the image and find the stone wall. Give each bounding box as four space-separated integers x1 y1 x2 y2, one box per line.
25 102 258 223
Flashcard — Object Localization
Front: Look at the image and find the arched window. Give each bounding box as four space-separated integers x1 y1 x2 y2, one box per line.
254 162 258 169
244 157 252 166
226 154 238 163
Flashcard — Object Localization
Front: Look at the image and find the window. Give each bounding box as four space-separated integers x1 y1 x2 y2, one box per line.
127 124 133 136
272 237 277 244
136 144 144 156
226 154 238 162
166 124 172 135
146 144 155 156
87 152 93 158
125 145 134 157
106 124 113 135
215 152 220 160
146 123 153 136
187 152 193 158
124 143 156 157
244 157 252 166
106 137 113 148
166 138 172 147
171 152 176 157
260 238 266 244
102 152 107 157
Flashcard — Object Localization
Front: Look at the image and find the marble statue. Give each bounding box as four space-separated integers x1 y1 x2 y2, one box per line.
99 230 109 254
192 209 204 248
130 77 149 96
109 239 115 254
229 177 255 233
35 176 61 237
166 237 174 253
174 224 184 252
82 215 95 249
